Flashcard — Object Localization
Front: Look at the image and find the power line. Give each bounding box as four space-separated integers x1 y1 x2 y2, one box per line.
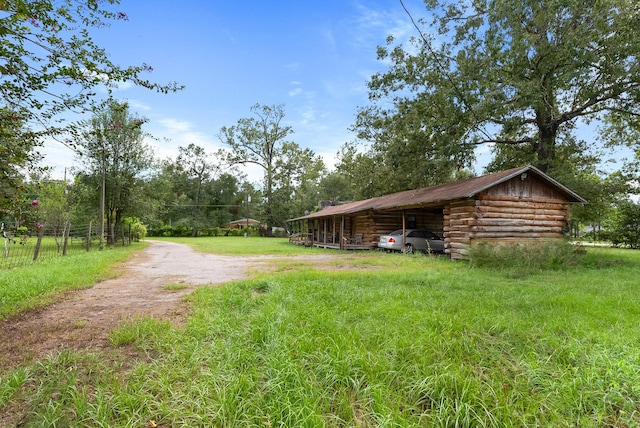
399 0 492 141
163 204 241 207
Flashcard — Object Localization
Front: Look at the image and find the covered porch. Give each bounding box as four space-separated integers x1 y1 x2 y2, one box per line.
288 215 375 250
288 206 444 251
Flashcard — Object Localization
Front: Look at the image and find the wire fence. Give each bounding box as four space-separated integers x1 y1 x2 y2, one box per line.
1 220 135 270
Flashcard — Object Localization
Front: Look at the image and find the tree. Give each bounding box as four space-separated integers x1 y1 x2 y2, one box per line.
317 172 354 204
175 144 219 236
76 100 153 245
271 142 326 222
335 142 390 199
219 104 295 233
608 199 640 249
0 107 40 212
357 0 640 175
23 172 75 251
207 172 243 227
147 147 245 234
335 140 473 199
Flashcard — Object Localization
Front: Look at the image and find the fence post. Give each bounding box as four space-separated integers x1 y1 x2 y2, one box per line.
62 221 70 256
33 226 45 261
86 221 92 252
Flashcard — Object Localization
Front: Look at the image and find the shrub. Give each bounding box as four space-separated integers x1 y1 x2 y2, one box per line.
147 225 191 237
130 222 147 241
468 240 584 271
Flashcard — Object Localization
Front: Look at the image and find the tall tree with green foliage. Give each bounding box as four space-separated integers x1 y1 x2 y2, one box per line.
148 148 245 234
317 172 354 204
271 142 326 222
23 172 75 250
76 100 152 245
175 144 218 236
608 199 640 249
355 0 640 176
220 104 306 232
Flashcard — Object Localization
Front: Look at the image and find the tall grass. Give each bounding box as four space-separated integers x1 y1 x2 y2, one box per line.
2 247 639 426
467 240 584 271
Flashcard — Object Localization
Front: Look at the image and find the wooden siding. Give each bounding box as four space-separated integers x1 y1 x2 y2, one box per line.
483 173 568 201
443 199 476 259
345 210 443 248
443 175 572 259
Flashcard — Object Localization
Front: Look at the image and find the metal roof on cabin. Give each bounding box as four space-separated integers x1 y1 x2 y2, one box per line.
294 195 385 220
291 165 586 221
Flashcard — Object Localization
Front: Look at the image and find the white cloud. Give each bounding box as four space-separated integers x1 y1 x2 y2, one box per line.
288 87 303 97
111 81 135 91
127 99 152 111
321 27 337 51
157 117 192 133
351 3 415 48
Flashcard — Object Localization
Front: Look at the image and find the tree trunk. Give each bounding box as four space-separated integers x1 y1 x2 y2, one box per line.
534 61 559 174
536 122 557 174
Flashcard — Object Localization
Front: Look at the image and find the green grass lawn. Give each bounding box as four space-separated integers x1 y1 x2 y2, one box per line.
0 236 109 270
1 239 639 426
0 243 144 319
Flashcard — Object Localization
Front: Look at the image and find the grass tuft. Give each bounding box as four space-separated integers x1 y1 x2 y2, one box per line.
108 317 173 348
468 240 584 272
162 283 188 292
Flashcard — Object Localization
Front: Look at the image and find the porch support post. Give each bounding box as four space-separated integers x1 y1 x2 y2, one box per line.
312 220 316 245
402 210 406 252
333 216 337 244
340 215 345 250
323 218 327 243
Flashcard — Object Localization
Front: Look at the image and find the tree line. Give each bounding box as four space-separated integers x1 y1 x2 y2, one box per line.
1 0 639 247
3 99 357 242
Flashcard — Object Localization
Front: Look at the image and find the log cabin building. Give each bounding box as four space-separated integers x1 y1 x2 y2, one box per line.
288 166 586 259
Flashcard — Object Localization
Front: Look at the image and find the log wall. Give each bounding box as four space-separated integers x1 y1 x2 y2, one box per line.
443 188 571 259
443 199 477 259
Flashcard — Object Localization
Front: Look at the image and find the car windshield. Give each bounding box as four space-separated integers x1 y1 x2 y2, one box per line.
388 230 404 236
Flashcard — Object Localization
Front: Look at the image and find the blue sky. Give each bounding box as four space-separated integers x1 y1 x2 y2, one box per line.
44 0 436 182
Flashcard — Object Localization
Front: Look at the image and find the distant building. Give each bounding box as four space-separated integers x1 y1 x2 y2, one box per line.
225 218 261 229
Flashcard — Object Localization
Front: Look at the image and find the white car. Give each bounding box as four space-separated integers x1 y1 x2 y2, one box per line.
378 229 445 254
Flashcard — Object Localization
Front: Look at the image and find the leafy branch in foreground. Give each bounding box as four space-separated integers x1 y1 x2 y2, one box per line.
0 0 183 143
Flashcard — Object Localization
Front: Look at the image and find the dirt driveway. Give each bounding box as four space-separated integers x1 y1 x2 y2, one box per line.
0 240 294 370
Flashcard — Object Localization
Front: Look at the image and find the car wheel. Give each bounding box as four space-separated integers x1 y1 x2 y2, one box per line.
404 243 413 254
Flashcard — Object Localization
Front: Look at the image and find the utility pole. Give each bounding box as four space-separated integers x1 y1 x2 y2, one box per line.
245 193 251 237
99 142 105 247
